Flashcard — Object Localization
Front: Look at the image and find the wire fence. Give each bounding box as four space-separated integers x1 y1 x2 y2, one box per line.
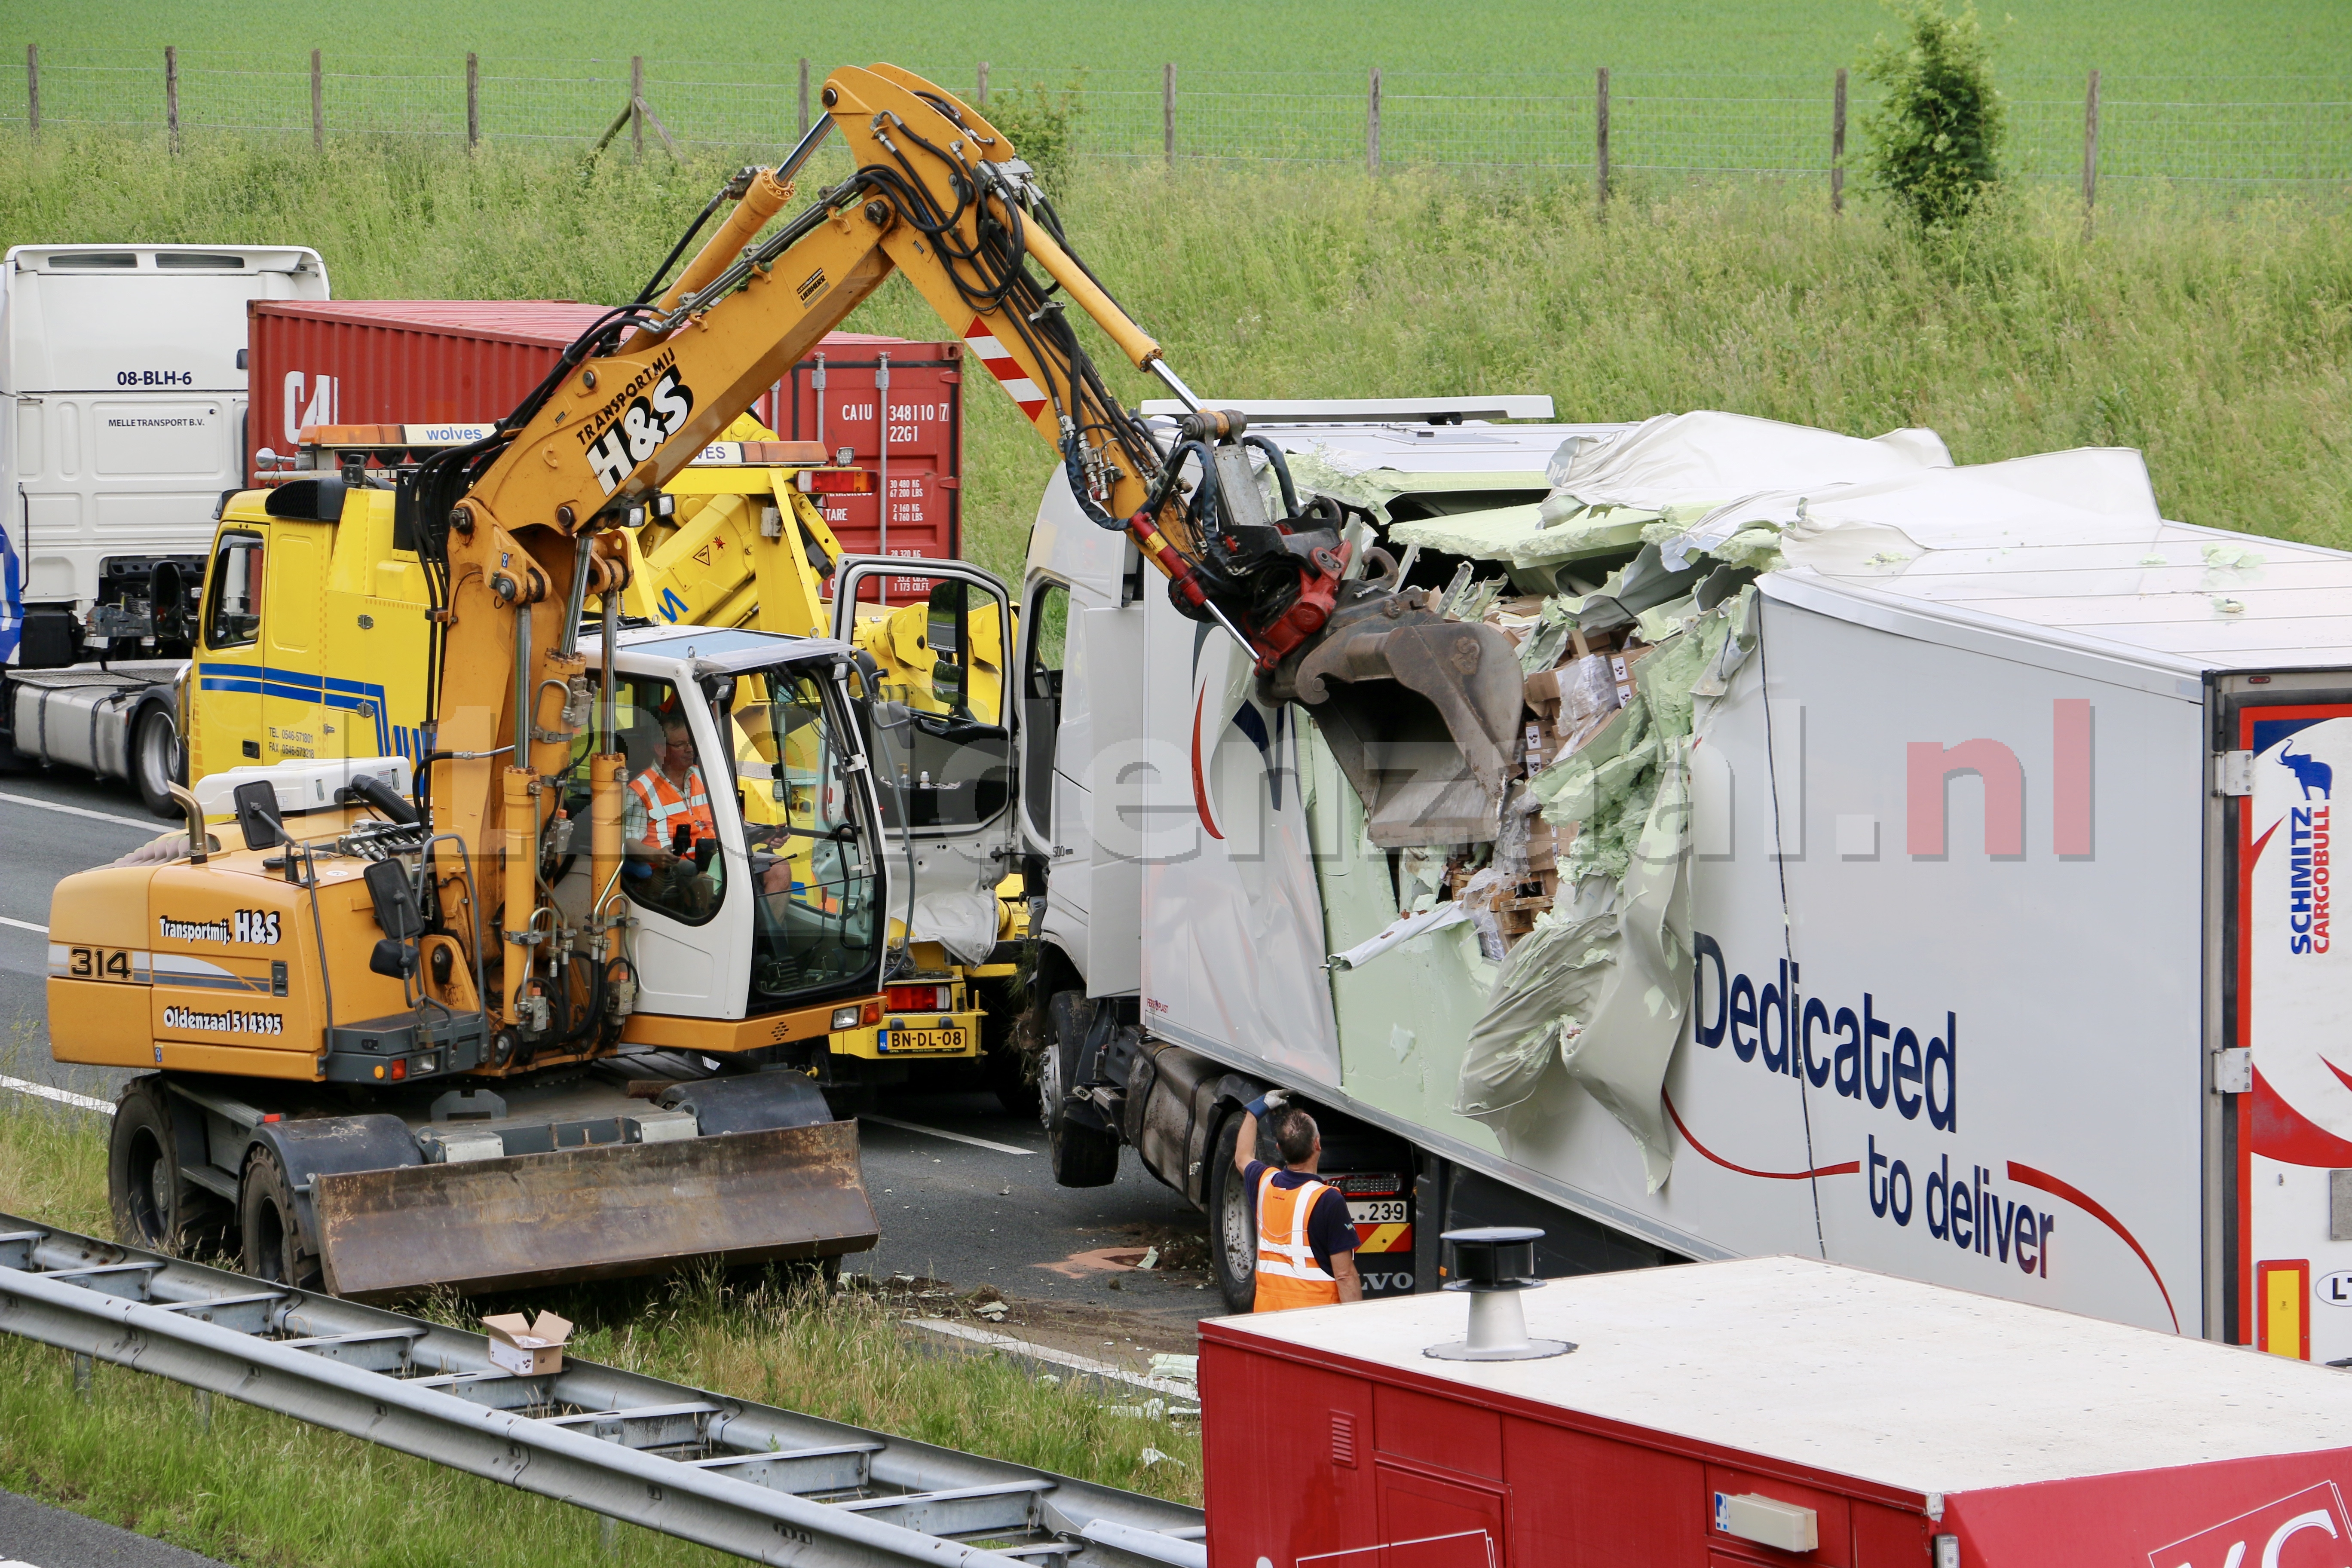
7 48 2349 189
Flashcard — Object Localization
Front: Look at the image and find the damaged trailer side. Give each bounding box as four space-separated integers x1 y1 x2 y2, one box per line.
1025 407 2352 1351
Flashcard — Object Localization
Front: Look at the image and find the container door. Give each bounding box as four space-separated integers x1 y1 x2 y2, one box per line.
2229 695 2352 1363
187 528 266 783
832 554 1015 962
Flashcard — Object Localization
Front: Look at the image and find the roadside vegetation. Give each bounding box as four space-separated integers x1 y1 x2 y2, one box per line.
0 1073 1203 1567
0 129 2343 583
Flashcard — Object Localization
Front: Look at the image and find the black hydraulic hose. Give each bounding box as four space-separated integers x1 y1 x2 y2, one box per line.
633 185 732 305
1243 435 1302 517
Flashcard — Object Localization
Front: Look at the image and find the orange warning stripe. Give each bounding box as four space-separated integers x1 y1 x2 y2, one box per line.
1354 1222 1412 1254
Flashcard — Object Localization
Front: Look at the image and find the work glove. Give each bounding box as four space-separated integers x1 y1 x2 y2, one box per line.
1245 1089 1291 1118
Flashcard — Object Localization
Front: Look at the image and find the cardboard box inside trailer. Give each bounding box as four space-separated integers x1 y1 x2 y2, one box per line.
1200 1256 2352 1568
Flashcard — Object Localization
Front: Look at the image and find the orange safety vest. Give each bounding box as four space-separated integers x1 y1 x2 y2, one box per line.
1253 1166 1341 1312
630 765 716 851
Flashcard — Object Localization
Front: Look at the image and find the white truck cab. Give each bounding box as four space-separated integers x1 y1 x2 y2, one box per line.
0 243 328 811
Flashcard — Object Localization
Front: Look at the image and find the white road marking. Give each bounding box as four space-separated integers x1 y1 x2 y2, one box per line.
860 1114 1036 1157
0 790 160 831
0 1075 114 1115
0 916 46 935
910 1318 1197 1399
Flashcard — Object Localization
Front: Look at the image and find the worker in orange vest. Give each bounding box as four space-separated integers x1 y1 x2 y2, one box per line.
626 712 720 913
1232 1090 1361 1311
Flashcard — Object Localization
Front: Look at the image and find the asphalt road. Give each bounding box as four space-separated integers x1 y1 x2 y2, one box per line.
0 756 1220 1326
0 1488 228 1568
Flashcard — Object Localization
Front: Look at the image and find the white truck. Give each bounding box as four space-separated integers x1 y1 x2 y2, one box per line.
0 243 329 813
1019 401 2352 1364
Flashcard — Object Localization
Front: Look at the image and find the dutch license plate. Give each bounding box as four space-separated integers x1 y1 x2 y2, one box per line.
1348 1199 1408 1225
884 1026 970 1055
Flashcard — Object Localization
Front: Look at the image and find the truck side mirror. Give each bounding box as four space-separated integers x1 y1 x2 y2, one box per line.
926 581 971 718
233 779 284 851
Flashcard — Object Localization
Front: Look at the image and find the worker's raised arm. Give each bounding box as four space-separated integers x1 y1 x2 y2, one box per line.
1233 1090 1289 1174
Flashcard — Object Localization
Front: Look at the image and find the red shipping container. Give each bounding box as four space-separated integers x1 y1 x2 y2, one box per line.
1200 1256 2352 1568
245 302 963 564
765 332 964 578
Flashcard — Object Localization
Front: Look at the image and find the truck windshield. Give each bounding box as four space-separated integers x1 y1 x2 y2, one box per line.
731 665 884 1005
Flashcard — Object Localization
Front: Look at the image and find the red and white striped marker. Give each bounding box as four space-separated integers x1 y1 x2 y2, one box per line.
962 318 1049 422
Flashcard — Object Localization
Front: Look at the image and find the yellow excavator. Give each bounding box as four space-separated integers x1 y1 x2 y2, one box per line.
45 64 1517 1298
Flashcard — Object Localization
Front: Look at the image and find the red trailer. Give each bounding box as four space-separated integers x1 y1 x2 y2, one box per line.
245 301 962 566
1200 1255 2352 1567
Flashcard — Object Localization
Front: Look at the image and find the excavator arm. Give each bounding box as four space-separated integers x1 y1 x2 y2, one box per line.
422 64 1520 1035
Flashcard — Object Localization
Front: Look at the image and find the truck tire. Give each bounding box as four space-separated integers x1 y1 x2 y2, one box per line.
239 1147 324 1291
131 704 183 820
1040 1008 1118 1188
1206 1112 1259 1314
108 1080 226 1257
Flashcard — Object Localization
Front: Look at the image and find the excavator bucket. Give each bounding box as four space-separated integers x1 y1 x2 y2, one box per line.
309 1122 877 1300
1267 585 1527 848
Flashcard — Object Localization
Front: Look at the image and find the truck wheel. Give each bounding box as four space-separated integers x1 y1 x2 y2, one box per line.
108 1081 225 1257
132 705 182 820
239 1149 323 1291
1206 1112 1259 1314
1040 1020 1119 1188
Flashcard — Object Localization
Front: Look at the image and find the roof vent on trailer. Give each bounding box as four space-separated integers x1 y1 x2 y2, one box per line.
1424 1227 1573 1362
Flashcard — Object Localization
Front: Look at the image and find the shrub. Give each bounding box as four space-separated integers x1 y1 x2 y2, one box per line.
982 78 1085 197
1857 0 2007 230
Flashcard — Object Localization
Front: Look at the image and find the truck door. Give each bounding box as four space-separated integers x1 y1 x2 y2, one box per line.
831 555 1015 961
187 528 266 781
2223 683 2352 1363
259 521 327 761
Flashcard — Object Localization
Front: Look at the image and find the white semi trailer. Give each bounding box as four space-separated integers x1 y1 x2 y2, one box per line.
0 243 329 812
1018 402 2352 1364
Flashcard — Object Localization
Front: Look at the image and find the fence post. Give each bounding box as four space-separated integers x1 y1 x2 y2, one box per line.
1366 66 1381 174
798 58 809 136
165 46 179 153
2081 67 2100 239
630 56 644 160
24 45 35 142
1831 67 1847 214
1595 67 1610 214
1163 63 1175 165
976 61 988 107
466 53 478 149
310 49 323 152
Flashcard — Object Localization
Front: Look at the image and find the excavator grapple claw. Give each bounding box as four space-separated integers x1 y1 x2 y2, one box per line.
1262 582 1525 848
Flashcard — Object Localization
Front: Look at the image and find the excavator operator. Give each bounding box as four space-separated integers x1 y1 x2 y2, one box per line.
626 711 721 917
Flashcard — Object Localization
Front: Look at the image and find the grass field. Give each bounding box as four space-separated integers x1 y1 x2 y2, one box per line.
0 1060 1204 1567
4 132 2342 578
1 0 2343 82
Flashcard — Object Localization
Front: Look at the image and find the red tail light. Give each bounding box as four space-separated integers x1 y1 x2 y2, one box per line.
887 984 951 1011
389 1059 407 1081
798 467 873 494
860 999 884 1026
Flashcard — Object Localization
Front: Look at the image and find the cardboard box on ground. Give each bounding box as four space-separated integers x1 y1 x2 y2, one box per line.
482 1310 573 1376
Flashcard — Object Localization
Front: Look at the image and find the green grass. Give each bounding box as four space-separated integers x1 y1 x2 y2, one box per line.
2 0 2342 81
0 1080 1203 1566
1 132 2343 576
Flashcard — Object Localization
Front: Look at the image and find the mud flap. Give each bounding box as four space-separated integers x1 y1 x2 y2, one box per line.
1268 587 1525 848
309 1121 877 1300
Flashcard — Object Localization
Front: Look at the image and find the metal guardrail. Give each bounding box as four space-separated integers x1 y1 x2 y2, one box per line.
0 1213 1206 1568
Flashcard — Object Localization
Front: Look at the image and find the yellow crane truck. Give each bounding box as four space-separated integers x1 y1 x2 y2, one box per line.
46 64 1512 1296
204 414 1029 1113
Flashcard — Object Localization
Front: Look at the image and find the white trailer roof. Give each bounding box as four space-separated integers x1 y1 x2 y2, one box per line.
1218 1256 2352 1495
1270 410 2352 677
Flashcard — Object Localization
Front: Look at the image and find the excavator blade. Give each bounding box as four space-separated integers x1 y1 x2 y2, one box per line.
1266 585 1526 848
310 1121 876 1300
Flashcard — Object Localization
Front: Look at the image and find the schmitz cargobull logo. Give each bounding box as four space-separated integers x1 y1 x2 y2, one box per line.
2280 743 2332 956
